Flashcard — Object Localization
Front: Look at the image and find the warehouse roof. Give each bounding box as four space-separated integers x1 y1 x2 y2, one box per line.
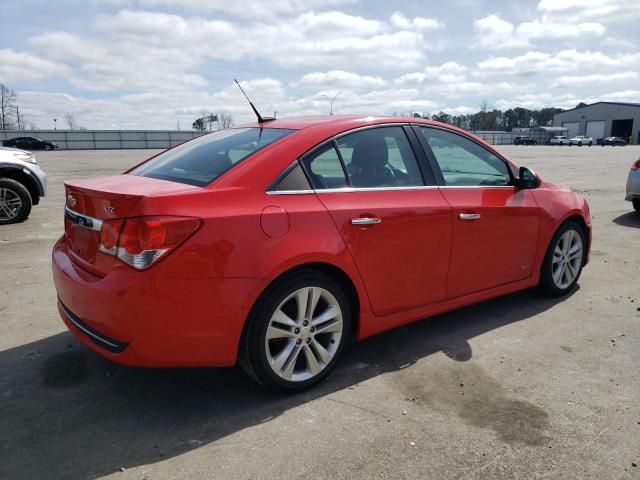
557 101 640 115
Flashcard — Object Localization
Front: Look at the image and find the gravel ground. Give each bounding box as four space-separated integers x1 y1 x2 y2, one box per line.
1 145 639 480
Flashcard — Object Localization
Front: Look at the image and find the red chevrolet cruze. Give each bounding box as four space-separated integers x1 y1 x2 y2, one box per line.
52 116 591 391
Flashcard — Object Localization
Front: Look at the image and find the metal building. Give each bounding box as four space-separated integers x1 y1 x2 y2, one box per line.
553 102 640 144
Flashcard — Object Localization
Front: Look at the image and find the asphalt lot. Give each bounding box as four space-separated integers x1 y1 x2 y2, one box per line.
1 145 639 480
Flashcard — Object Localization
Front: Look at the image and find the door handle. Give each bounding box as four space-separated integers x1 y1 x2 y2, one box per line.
351 217 382 225
459 213 481 221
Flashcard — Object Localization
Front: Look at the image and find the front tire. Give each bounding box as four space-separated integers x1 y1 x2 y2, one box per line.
539 221 586 296
633 198 640 213
239 270 351 391
44 145 52 151
0 178 32 225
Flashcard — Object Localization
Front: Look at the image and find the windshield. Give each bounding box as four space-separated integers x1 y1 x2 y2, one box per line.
131 127 296 187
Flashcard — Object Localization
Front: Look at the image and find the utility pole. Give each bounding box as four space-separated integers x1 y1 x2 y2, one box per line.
15 106 21 130
53 118 57 130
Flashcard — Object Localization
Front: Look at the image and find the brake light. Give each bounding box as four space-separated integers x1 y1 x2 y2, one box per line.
98 216 201 270
99 219 124 254
631 160 640 170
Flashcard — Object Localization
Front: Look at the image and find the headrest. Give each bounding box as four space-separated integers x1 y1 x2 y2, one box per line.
350 134 388 169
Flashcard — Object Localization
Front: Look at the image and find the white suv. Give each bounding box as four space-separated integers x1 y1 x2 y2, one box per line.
569 135 593 146
0 147 47 224
550 135 571 145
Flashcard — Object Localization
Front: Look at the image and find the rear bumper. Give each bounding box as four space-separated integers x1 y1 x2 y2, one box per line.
52 236 260 367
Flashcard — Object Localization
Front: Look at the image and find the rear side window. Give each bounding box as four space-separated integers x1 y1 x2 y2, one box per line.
131 127 295 187
272 163 312 191
336 127 424 188
302 143 349 189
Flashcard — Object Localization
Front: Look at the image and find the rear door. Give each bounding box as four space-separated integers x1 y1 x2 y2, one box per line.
302 125 452 316
414 126 539 299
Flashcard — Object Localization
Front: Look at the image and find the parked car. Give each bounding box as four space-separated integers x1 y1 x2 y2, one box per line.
626 158 640 213
52 116 592 391
569 135 593 146
549 135 571 145
0 147 47 224
514 136 537 145
2 136 58 151
602 136 626 146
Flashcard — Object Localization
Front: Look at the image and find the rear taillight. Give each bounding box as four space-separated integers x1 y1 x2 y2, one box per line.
99 219 124 255
631 160 640 170
98 216 201 270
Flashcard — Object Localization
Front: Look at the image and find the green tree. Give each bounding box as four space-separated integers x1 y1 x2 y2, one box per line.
192 118 207 131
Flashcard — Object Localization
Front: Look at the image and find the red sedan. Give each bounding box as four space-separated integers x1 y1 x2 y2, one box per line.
52 116 591 391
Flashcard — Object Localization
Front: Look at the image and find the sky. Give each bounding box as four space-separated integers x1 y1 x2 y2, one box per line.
0 0 639 129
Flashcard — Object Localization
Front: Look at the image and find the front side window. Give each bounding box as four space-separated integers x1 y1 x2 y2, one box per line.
336 127 424 188
418 127 511 187
131 127 295 187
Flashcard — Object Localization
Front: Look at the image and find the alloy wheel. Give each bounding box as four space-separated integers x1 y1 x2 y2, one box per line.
265 286 343 382
551 229 583 289
0 187 23 221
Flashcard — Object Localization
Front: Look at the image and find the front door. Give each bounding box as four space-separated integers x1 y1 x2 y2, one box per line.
302 126 452 316
415 126 540 298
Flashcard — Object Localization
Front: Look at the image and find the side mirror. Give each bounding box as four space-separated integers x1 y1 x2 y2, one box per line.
515 166 540 189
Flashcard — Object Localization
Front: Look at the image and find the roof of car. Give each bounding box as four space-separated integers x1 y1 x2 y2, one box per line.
236 115 442 130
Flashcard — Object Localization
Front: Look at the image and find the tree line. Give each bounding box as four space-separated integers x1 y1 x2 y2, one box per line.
429 105 564 131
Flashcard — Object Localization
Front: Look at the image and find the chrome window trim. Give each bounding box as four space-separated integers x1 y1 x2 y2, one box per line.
267 189 316 195
266 184 515 195
314 185 439 193
65 206 103 232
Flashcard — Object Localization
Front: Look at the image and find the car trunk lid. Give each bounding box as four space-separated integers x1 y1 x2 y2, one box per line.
64 174 200 275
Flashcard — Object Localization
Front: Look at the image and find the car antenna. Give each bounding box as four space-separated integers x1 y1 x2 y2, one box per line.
234 79 275 124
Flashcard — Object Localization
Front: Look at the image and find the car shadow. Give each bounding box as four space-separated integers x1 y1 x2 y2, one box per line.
612 211 640 228
1 287 575 480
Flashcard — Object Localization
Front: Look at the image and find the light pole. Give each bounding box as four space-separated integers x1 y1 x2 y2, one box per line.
53 118 57 130
320 91 342 115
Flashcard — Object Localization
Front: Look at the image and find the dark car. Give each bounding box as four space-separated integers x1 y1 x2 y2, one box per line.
514 136 537 145
2 136 58 151
602 136 626 146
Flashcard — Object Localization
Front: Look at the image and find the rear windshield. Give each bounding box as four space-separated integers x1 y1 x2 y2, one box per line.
130 127 296 187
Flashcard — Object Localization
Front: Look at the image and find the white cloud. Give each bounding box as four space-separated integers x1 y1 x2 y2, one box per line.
89 9 427 69
24 9 436 93
292 70 386 90
389 12 444 32
472 14 605 50
537 0 640 22
473 14 526 49
0 49 71 83
550 72 639 88
92 0 358 18
396 62 468 85
476 49 638 76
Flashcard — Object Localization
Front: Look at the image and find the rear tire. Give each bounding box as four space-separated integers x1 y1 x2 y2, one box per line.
239 270 352 392
539 221 586 296
44 145 52 151
633 198 640 213
0 178 32 225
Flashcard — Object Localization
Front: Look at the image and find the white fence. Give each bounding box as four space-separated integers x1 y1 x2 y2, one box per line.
0 130 207 150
